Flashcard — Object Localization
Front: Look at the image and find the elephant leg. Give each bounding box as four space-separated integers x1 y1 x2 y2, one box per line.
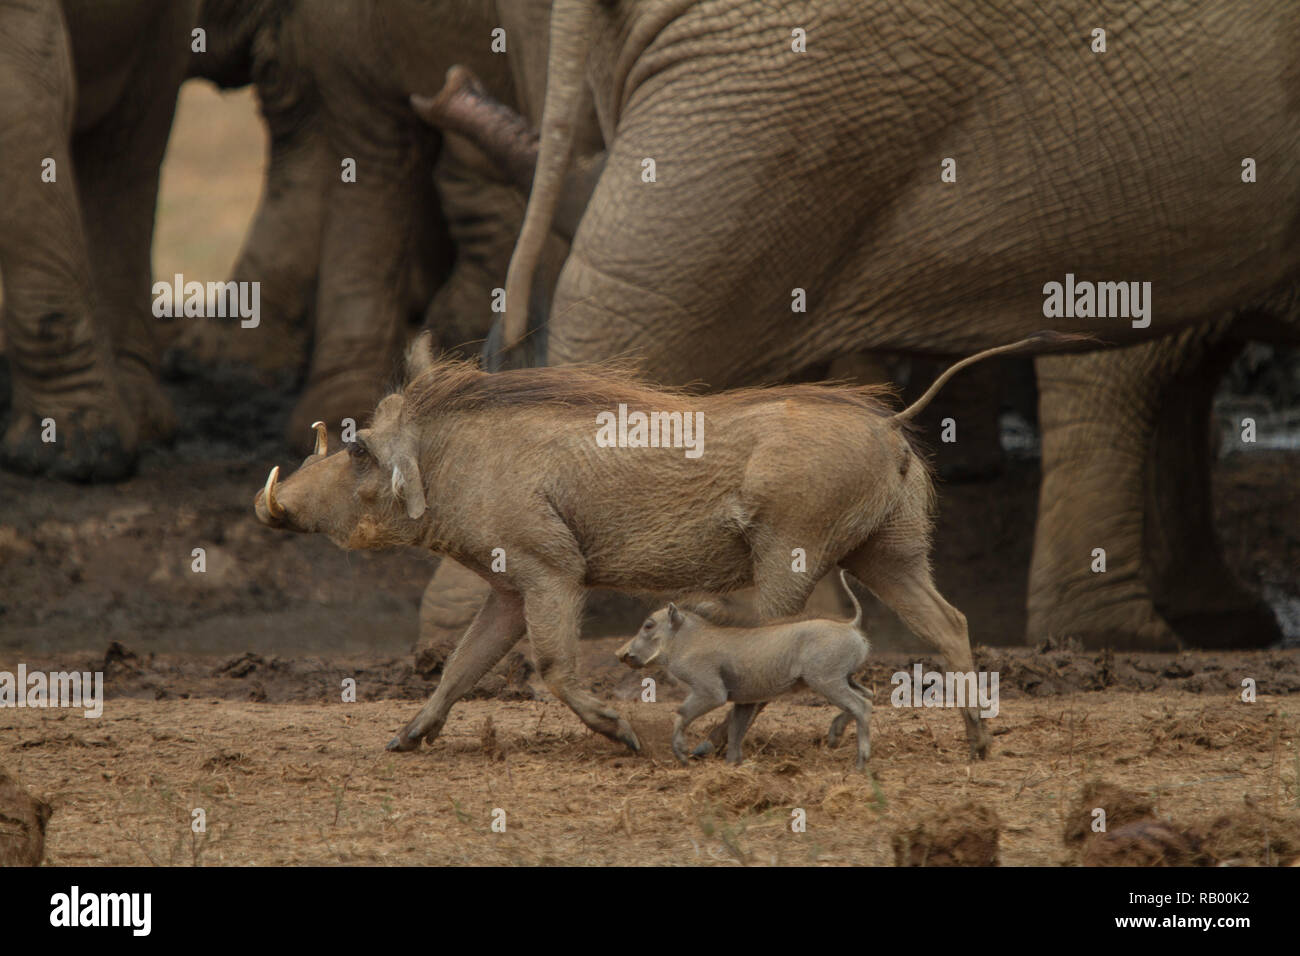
0 1 132 480
72 3 193 450
1028 319 1276 649
289 110 433 454
1143 335 1282 647
1030 352 1175 650
1031 344 1184 650
414 558 495 677
388 587 526 751
215 96 335 373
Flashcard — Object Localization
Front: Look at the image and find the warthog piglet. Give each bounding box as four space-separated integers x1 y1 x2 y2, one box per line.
617 570 873 768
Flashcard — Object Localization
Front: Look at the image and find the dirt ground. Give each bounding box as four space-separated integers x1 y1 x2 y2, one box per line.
4 668 1298 866
2 78 1299 869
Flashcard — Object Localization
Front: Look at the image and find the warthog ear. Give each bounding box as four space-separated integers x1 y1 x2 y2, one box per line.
667 603 685 631
405 331 436 383
389 453 427 519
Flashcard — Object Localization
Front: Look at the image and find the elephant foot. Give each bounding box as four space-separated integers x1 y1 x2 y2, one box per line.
1030 592 1187 652
117 364 177 444
1059 620 1184 653
2 405 136 482
1164 604 1283 650
287 377 384 456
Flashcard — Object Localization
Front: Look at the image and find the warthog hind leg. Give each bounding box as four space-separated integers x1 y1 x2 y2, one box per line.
845 544 990 759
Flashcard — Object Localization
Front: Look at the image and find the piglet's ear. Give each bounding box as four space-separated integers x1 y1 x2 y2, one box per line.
390 453 426 519
668 603 685 630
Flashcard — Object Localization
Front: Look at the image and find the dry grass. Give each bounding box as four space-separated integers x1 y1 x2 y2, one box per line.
4 690 1297 866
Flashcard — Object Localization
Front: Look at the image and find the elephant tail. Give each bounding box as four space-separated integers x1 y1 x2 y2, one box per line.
501 0 597 353
890 331 1094 424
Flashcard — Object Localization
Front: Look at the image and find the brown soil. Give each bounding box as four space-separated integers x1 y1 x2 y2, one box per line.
0 765 51 866
5 688 1297 866
891 801 1001 866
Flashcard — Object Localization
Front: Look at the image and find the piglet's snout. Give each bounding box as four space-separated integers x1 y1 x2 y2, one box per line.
615 640 638 667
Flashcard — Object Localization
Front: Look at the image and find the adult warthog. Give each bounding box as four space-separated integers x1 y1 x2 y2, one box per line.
253 332 1080 758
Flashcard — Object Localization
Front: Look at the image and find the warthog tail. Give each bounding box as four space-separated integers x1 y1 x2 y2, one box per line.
890 331 1095 424
839 568 864 632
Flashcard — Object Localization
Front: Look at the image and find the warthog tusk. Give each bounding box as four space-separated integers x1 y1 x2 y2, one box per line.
263 466 285 518
310 420 327 456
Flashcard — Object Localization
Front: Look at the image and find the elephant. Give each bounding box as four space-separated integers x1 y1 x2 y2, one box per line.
187 0 454 384
0 0 200 480
1032 313 1297 650
188 0 595 456
503 0 1296 370
414 0 1298 656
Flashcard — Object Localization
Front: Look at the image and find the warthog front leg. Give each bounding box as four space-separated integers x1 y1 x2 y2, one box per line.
699 572 816 757
387 587 526 751
527 580 641 752
673 683 728 765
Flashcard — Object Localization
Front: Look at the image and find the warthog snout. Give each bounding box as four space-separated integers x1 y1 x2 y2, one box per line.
617 612 676 669
616 640 652 668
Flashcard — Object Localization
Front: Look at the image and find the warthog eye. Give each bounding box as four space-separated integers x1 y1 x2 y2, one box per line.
348 440 369 462
643 620 654 630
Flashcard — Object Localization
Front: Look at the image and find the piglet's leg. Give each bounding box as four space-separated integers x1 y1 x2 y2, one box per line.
811 677 873 769
828 711 851 748
526 580 641 752
700 563 820 756
725 702 759 764
673 683 728 765
388 588 526 751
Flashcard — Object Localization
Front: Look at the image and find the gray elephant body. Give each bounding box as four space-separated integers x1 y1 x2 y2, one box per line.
1 0 199 478
509 0 1297 376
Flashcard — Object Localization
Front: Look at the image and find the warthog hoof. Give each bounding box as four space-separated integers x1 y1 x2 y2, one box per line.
386 731 423 752
614 720 641 753
691 741 715 758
